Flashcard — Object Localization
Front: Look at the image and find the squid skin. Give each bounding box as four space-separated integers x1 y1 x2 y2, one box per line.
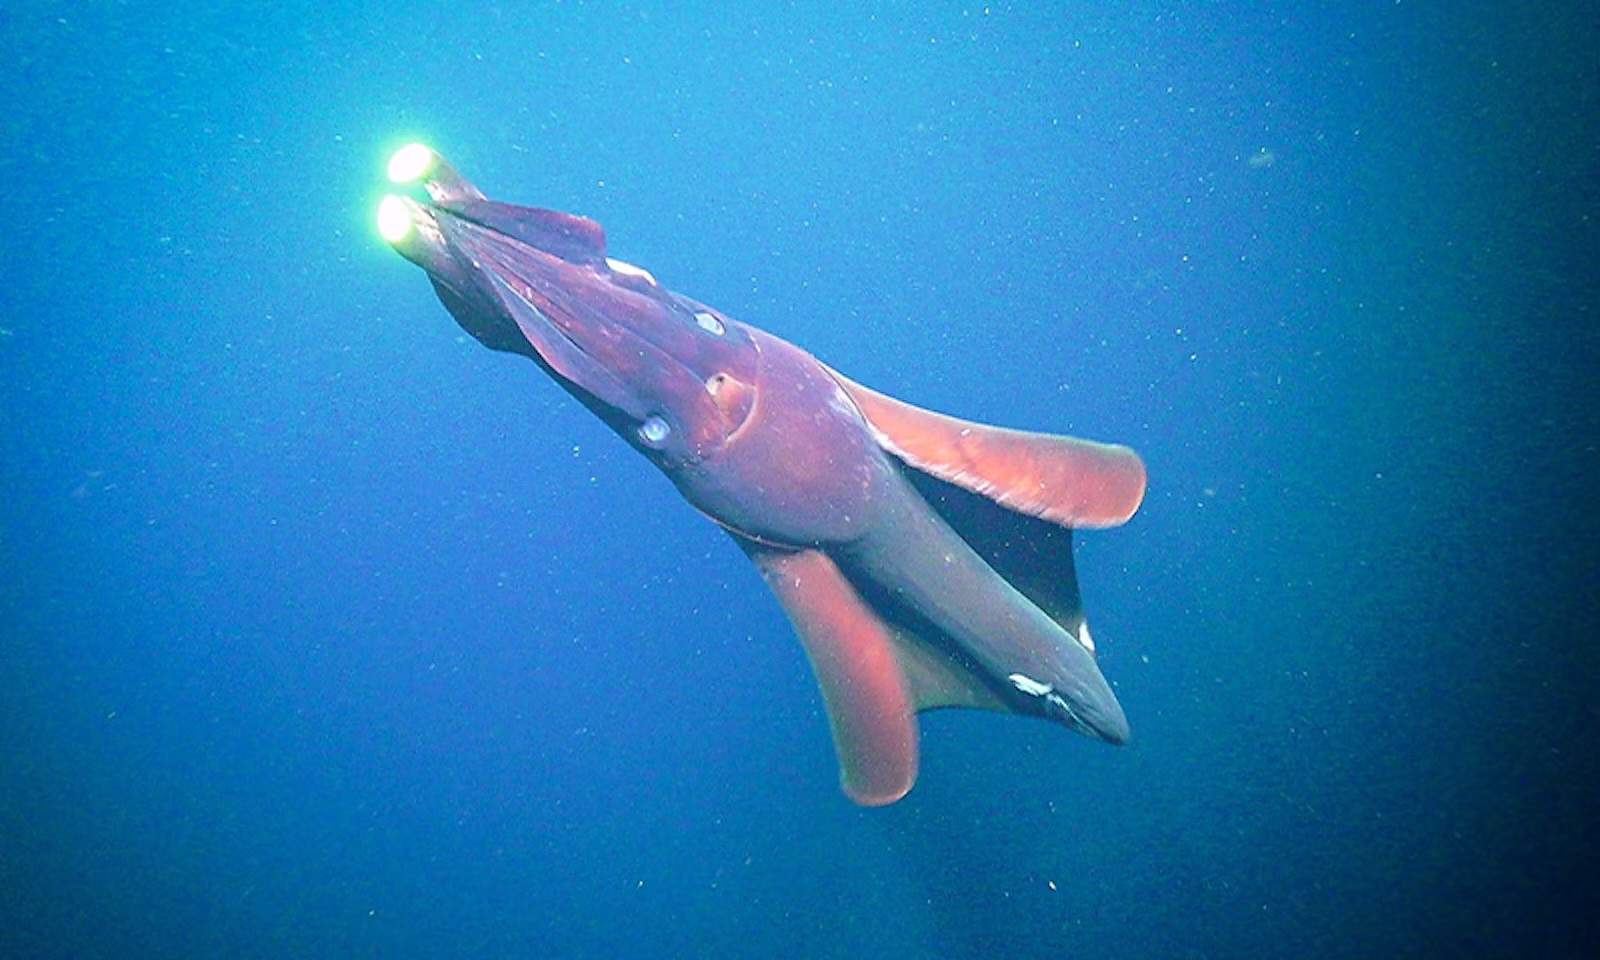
380 146 1146 805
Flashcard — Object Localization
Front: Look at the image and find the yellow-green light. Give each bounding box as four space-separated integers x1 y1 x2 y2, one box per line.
377 195 413 243
387 143 435 184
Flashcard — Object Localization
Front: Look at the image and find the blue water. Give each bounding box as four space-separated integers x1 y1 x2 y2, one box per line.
3 2 1596 957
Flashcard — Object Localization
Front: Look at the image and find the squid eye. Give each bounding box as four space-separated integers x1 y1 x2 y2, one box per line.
694 311 725 336
638 415 671 448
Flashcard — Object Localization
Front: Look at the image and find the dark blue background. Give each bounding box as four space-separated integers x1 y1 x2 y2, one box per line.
3 2 1595 957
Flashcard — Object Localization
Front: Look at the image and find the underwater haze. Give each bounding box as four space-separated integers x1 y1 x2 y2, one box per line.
2 1 1596 958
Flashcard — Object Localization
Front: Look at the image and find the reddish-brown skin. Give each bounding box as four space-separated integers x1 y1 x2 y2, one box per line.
384 151 1145 805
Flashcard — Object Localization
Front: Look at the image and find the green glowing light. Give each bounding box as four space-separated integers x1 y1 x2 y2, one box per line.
387 143 435 184
377 195 413 243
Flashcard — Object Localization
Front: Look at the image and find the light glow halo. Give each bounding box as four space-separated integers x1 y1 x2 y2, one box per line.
376 195 414 243
387 143 435 184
